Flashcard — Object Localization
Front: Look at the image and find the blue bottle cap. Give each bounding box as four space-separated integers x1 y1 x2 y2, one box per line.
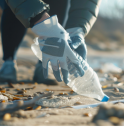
101 95 109 102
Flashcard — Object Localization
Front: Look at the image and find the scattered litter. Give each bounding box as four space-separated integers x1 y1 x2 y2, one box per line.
101 63 122 73
117 82 123 86
0 95 8 101
71 99 124 109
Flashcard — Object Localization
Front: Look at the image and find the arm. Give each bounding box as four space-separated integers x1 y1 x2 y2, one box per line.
5 0 50 28
65 0 101 37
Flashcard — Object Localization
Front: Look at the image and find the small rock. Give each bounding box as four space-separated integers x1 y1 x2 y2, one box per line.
18 110 25 116
32 86 36 89
109 116 120 125
74 101 82 105
6 88 10 91
84 113 92 117
47 95 54 99
3 113 11 121
35 106 42 110
119 121 124 126
34 93 38 96
114 87 119 92
28 97 33 99
28 95 32 97
21 88 25 91
11 117 19 121
17 100 24 106
49 112 58 115
96 120 113 126
17 90 25 94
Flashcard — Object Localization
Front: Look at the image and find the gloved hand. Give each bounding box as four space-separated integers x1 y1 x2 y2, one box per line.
31 15 84 84
66 27 87 61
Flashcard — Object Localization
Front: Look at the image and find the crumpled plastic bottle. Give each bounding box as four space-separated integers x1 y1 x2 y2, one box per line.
66 52 109 102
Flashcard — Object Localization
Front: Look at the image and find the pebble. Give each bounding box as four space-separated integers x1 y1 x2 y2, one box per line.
102 85 108 89
34 93 38 96
11 117 19 122
114 87 119 92
28 97 33 99
74 101 82 105
49 112 58 115
84 113 92 117
18 110 25 116
47 95 54 99
6 88 10 91
109 116 120 124
17 90 26 94
3 113 11 121
32 86 36 89
35 106 42 110
21 88 25 91
59 93 68 95
17 100 24 106
96 120 113 126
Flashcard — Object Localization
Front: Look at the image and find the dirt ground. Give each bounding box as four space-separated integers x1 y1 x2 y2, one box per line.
0 44 124 126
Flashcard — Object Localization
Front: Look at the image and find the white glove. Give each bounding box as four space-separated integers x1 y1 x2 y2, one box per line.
31 15 84 84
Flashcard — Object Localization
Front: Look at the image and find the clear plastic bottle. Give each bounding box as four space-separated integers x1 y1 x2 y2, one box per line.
31 41 109 102
66 53 109 102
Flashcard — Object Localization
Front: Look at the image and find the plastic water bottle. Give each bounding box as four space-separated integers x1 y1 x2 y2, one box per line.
66 52 109 102
31 40 109 102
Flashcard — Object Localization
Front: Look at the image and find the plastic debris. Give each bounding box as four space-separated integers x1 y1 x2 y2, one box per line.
101 63 122 73
0 95 8 101
36 96 80 108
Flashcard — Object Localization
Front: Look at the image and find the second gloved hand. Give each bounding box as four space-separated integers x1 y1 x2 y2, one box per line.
66 27 87 61
31 15 84 84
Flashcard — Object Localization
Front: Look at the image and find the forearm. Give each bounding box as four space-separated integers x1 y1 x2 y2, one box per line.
5 0 50 28
34 12 50 25
65 0 101 37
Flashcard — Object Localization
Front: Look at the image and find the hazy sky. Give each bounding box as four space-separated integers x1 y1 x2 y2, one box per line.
99 0 124 19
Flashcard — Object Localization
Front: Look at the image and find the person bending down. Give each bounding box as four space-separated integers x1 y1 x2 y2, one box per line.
0 0 101 84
